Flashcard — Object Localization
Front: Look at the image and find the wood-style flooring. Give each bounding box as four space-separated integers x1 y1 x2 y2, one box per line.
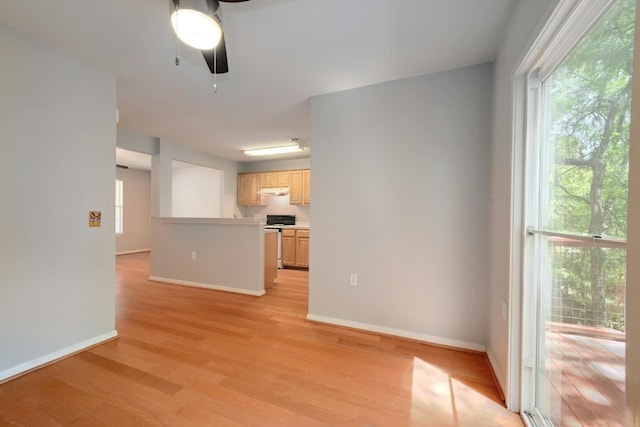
0 252 522 426
546 330 625 426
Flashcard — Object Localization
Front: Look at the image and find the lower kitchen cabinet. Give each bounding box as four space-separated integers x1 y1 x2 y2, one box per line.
282 230 297 266
282 229 309 269
295 229 309 268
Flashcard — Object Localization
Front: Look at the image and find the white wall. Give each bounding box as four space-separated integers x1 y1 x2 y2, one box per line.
0 24 117 379
309 63 492 351
172 142 240 218
116 167 151 254
172 163 222 218
487 0 560 408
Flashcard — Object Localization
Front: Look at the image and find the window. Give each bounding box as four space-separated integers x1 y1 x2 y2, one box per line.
115 179 124 234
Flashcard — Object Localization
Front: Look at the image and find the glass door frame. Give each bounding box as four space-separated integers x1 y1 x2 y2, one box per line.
514 0 619 423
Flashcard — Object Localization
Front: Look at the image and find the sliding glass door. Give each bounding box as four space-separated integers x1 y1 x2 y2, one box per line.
523 0 633 425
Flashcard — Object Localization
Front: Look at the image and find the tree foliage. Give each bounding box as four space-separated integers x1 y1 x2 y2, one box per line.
545 0 634 330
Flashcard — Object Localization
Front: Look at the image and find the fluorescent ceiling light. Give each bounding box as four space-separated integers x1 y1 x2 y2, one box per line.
243 144 303 157
171 8 222 50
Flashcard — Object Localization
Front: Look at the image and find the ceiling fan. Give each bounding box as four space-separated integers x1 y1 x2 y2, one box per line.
170 0 250 75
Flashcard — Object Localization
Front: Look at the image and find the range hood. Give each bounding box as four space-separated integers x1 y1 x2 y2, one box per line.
258 187 290 196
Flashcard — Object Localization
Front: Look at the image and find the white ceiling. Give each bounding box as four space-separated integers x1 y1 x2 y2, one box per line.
1 0 514 162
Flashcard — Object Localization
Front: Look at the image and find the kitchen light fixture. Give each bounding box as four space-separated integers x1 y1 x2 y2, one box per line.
243 143 304 157
171 0 222 50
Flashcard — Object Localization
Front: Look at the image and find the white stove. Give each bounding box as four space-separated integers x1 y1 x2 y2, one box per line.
265 215 296 269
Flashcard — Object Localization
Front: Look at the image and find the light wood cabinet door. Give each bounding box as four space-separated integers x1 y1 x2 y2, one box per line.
261 172 275 188
288 170 303 204
274 171 290 187
282 229 297 266
302 169 311 205
296 230 310 268
288 169 310 205
238 173 252 205
260 171 289 189
237 173 263 206
238 169 305 205
283 229 309 268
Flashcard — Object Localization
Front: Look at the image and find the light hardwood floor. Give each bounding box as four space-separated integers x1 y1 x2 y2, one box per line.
0 252 523 426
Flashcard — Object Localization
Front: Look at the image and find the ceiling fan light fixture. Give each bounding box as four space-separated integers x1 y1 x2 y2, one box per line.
171 7 222 50
243 143 304 157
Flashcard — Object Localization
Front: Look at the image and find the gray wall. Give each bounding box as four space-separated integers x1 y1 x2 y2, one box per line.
0 23 116 378
150 219 265 296
117 128 156 155
309 63 492 350
117 131 241 219
116 167 151 254
239 158 311 173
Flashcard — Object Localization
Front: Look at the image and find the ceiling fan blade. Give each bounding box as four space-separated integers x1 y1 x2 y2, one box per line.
202 32 229 74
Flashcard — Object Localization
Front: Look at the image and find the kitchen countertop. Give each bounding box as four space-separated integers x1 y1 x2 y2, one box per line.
282 224 310 230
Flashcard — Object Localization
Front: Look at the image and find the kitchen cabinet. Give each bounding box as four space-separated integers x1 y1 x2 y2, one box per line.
288 171 302 204
295 229 309 267
282 230 297 266
289 169 310 205
302 170 311 205
237 173 263 206
238 169 309 206
261 171 289 188
282 228 309 269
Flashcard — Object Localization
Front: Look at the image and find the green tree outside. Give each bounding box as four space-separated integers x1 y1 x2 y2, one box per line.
545 0 634 331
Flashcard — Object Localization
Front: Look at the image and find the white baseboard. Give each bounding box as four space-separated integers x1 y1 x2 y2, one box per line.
149 276 266 297
486 349 507 400
306 314 486 352
116 249 151 256
0 330 118 383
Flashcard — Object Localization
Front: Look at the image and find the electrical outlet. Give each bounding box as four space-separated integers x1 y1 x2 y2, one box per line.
191 251 197 260
501 300 507 322
349 273 358 287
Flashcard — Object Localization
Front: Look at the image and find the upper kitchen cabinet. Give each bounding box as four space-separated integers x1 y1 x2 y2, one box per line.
261 171 289 188
302 170 311 205
238 169 310 206
237 173 263 206
289 169 311 205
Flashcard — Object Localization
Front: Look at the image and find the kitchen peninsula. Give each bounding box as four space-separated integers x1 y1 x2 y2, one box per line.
150 217 274 295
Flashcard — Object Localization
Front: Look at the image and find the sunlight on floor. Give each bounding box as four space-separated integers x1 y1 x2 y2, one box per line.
410 357 523 426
